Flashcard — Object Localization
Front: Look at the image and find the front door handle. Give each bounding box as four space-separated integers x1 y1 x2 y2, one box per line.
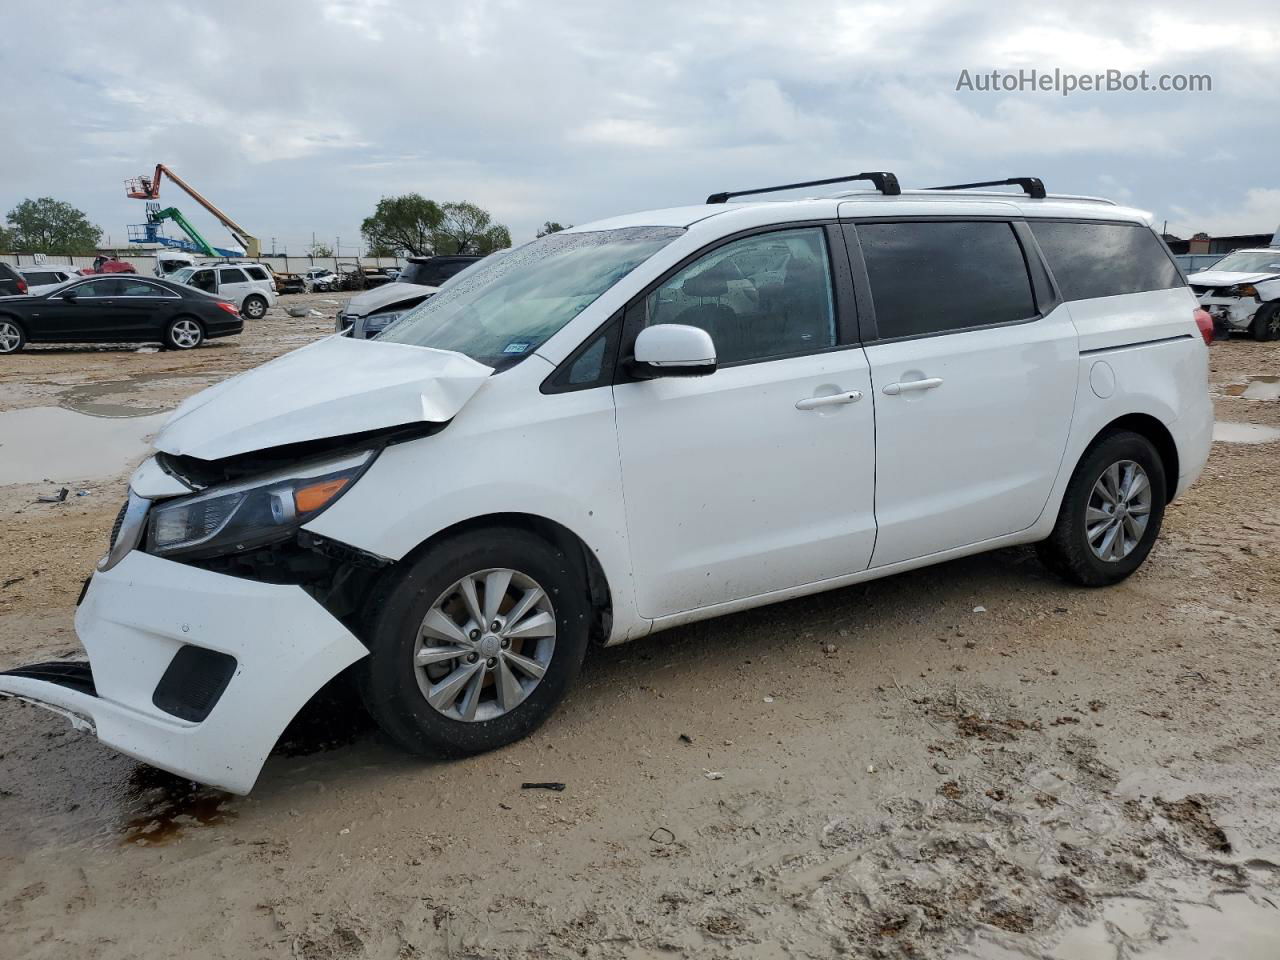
796 390 862 411
882 377 943 396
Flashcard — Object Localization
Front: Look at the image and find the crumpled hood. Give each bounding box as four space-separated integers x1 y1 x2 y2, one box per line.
1187 270 1280 287
154 335 493 461
342 281 438 317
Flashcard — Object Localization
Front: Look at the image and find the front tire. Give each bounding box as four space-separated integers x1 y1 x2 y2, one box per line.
1251 303 1280 341
164 317 204 350
1036 430 1167 587
358 528 591 759
0 317 25 354
242 295 268 320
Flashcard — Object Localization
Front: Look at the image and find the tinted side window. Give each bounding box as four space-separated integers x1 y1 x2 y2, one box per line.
219 268 249 284
637 227 836 365
190 270 217 293
859 221 1036 339
245 267 269 281
25 272 57 285
120 279 167 297
72 278 121 298
1030 221 1182 301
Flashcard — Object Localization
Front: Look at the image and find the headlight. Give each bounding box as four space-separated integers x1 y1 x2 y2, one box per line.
146 450 374 559
1231 284 1259 299
364 310 403 333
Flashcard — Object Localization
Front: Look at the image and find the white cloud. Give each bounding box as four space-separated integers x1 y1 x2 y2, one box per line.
1 0 1277 249
1166 189 1280 239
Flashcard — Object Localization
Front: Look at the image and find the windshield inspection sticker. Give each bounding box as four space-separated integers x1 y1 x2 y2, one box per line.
503 342 531 354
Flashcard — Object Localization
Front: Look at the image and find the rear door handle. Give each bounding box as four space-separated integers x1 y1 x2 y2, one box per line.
795 390 862 410
882 377 943 396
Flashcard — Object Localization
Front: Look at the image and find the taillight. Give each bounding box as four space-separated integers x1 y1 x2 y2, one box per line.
217 301 240 316
1193 308 1214 346
17 279 27 294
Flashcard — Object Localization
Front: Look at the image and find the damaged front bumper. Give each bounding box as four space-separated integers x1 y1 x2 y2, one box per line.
1195 293 1258 331
0 550 367 794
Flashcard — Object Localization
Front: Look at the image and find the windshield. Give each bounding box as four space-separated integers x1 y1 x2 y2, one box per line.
1208 251 1280 274
379 226 684 369
171 268 194 283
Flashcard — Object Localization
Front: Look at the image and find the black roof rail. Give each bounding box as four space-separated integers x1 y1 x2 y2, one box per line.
706 171 901 204
924 177 1046 200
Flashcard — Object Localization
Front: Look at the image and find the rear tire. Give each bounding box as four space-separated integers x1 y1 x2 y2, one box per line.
0 317 25 354
1036 430 1167 587
164 317 204 350
242 295 268 320
1251 303 1280 341
357 527 591 759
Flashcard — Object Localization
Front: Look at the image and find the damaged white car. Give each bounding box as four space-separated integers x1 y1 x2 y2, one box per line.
0 175 1212 793
1187 248 1280 340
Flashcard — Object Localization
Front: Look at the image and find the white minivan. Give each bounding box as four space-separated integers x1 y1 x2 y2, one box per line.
0 174 1213 793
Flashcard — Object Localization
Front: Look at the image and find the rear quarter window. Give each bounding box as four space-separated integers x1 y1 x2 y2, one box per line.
858 220 1037 339
246 267 269 281
1030 221 1182 301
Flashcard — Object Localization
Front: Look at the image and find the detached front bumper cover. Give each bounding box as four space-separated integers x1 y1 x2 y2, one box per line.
0 550 367 794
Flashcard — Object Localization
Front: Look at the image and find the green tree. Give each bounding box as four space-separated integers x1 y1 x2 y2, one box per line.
6 198 102 254
433 201 511 255
0 224 14 252
360 194 443 257
537 221 571 237
365 240 398 258
309 241 334 257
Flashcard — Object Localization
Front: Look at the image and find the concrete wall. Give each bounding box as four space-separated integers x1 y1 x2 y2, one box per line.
1 253 405 276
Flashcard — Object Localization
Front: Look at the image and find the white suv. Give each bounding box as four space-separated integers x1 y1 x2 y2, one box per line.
0 174 1212 793
171 262 278 318
1186 247 1280 340
18 265 78 295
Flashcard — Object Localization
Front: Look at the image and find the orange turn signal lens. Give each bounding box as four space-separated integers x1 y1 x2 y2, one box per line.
293 477 350 513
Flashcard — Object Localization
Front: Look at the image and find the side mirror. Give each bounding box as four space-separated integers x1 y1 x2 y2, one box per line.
630 324 717 379
62 289 78 301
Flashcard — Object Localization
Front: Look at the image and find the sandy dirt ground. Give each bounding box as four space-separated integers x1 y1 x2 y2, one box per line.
0 303 1278 959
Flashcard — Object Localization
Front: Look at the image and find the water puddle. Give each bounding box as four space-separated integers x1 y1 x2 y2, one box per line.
1212 422 1280 445
119 777 236 847
0 406 168 485
1049 893 1279 960
1224 376 1280 402
56 373 186 418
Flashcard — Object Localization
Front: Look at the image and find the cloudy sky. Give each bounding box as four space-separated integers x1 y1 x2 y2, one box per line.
3 0 1277 254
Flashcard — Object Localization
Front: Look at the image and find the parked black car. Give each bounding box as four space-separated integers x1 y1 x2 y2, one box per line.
0 261 27 297
0 275 243 354
397 254 484 286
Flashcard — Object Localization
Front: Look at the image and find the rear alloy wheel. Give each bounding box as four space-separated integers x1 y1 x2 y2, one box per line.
358 528 591 758
1036 430 1167 587
1251 303 1280 342
242 295 268 320
0 318 24 354
165 317 204 350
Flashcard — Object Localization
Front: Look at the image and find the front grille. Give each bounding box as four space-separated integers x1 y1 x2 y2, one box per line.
2 660 97 696
152 646 237 722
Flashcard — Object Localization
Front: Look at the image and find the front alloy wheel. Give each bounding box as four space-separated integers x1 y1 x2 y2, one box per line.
414 568 557 722
1253 303 1280 342
358 527 591 759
